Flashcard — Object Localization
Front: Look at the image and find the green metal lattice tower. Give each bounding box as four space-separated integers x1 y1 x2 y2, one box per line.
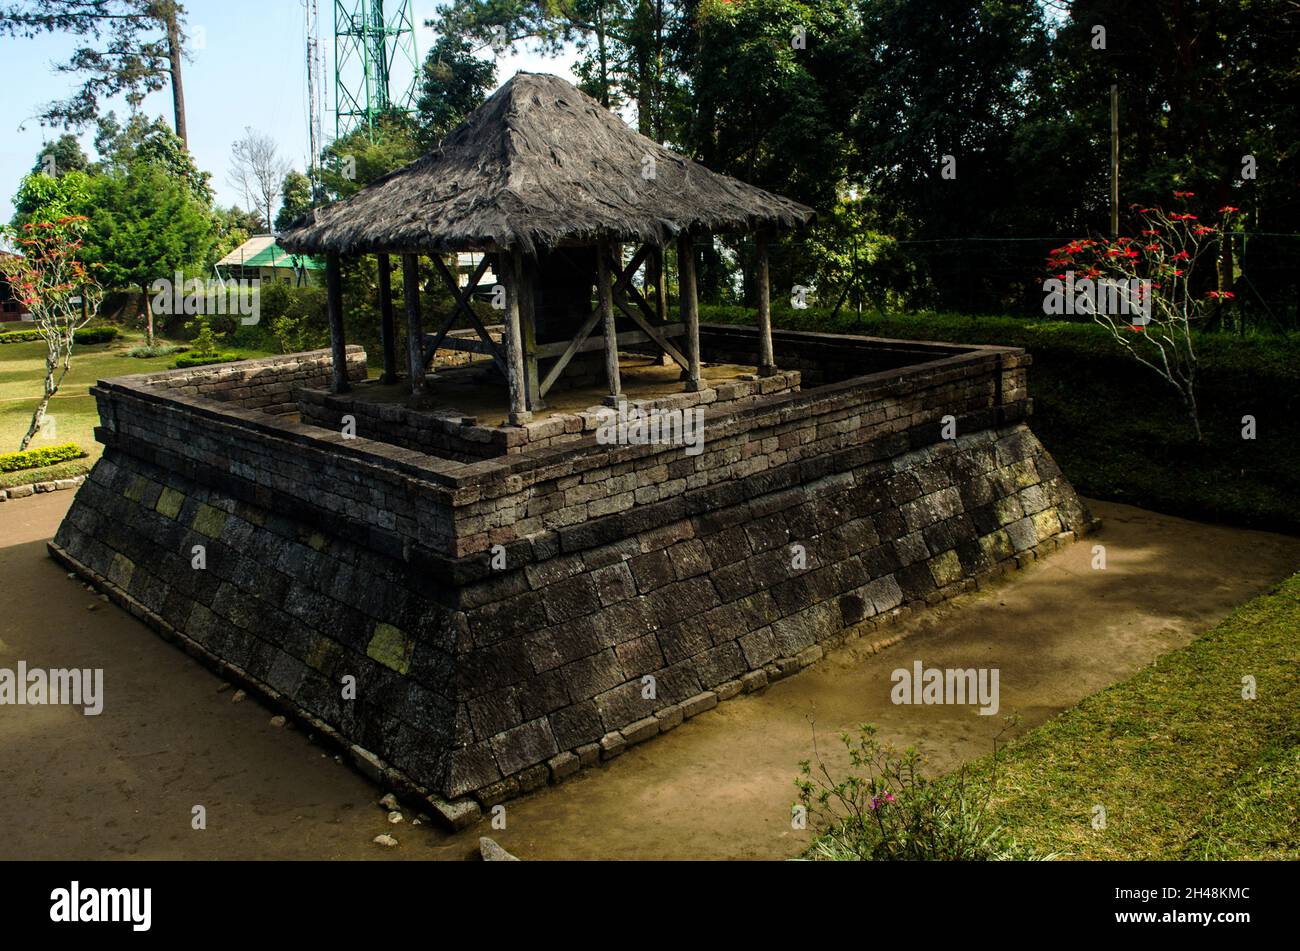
333 0 420 141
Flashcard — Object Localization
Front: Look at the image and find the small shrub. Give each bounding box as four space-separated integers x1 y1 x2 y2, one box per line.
173 352 241 369
796 723 1048 861
0 442 87 473
127 344 186 358
75 326 119 344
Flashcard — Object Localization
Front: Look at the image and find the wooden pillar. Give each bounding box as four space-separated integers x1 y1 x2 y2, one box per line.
677 232 702 392
325 252 349 393
756 230 776 376
376 253 398 384
518 254 542 409
653 244 671 365
401 254 425 396
504 249 532 424
597 238 622 405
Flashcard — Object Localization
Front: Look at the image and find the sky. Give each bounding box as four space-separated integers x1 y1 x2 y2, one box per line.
0 0 579 226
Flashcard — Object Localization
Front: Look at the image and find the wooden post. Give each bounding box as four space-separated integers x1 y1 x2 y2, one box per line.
325 252 349 393
504 249 532 424
376 253 398 384
653 244 671 365
597 239 622 405
677 232 702 392
401 254 425 396
518 253 542 409
756 230 775 375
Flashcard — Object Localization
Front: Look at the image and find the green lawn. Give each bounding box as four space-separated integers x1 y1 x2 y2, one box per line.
0 330 273 469
705 305 1300 532
971 570 1300 859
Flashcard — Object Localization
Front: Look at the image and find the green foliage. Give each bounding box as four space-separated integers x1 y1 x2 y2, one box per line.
95 113 213 205
0 326 117 345
10 169 96 228
173 351 240 369
797 724 1046 860
127 343 185 358
74 326 117 344
85 160 214 294
0 442 86 473
320 113 422 201
416 32 497 149
0 458 91 489
31 134 90 177
258 282 329 354
706 304 1300 530
275 170 313 232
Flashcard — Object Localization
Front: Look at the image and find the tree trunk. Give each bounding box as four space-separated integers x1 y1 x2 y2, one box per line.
1181 387 1203 442
164 6 188 148
19 336 61 451
143 287 155 347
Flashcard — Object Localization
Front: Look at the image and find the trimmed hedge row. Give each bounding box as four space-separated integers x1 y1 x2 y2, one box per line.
0 326 119 345
173 352 241 369
0 442 87 473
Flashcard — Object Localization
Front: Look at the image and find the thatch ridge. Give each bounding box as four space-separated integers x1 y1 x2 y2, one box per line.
279 71 815 256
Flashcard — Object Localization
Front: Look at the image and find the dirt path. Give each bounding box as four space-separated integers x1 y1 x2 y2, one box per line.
2 492 1297 860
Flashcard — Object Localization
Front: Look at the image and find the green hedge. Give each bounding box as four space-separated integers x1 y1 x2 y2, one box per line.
0 326 119 345
703 305 1300 531
0 442 87 473
173 352 241 369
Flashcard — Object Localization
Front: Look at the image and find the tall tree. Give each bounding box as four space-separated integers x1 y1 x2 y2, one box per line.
0 0 191 146
319 113 422 201
415 32 498 148
31 134 90 177
227 129 289 232
95 112 212 203
274 170 313 232
86 159 213 344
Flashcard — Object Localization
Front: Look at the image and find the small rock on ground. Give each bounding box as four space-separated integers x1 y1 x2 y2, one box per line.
479 837 520 861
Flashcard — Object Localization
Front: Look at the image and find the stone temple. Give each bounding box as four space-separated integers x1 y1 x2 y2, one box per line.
50 73 1093 826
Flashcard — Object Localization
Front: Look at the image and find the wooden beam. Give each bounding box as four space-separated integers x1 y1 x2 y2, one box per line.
535 325 684 359
422 254 490 366
535 243 656 399
376 253 398 384
504 249 531 424
430 254 506 375
325 252 349 393
401 253 425 396
539 305 602 397
756 229 776 376
597 238 622 404
612 292 689 370
677 232 702 391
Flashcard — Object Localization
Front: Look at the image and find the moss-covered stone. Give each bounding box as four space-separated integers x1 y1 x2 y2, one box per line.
366 623 413 674
192 503 227 539
108 552 135 589
156 486 185 519
124 474 151 503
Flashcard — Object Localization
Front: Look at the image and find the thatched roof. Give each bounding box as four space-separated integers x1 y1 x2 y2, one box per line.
279 71 815 257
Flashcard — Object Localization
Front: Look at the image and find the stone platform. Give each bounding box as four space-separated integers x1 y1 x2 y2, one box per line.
50 325 1094 823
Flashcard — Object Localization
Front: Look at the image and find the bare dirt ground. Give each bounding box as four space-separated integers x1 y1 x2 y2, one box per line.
2 491 1297 860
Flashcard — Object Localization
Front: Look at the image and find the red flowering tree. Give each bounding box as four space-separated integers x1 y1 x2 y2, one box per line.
0 217 103 450
1046 193 1240 441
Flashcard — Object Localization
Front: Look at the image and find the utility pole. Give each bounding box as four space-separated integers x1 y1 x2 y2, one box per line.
305 0 325 201
1110 83 1119 239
